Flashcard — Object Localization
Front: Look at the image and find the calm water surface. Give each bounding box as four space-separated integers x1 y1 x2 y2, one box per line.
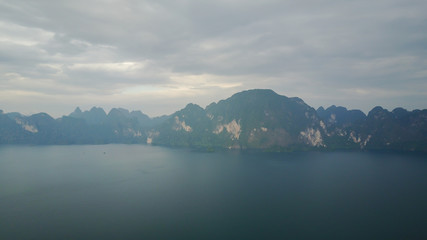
0 145 426 239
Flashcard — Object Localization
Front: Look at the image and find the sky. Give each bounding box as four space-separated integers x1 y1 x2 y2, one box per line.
0 0 426 117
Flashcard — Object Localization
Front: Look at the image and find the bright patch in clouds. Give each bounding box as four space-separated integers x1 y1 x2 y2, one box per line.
68 62 146 72
0 21 54 46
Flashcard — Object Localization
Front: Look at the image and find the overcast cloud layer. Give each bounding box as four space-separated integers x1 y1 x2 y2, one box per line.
0 0 426 117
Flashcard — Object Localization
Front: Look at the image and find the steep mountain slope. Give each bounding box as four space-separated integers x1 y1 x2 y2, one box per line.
206 89 326 149
1 89 426 152
151 89 327 150
317 105 368 149
316 105 427 151
0 110 30 143
70 107 107 125
151 103 213 148
317 105 366 128
0 107 167 144
361 107 427 151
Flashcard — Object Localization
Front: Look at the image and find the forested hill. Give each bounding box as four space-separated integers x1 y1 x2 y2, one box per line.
1 89 426 152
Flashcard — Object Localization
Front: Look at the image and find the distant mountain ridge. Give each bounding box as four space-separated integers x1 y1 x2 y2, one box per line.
1 89 426 152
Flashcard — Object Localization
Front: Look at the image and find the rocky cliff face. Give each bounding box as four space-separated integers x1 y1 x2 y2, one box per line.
316 105 427 151
149 89 427 152
151 89 329 150
0 107 160 144
1 89 426 152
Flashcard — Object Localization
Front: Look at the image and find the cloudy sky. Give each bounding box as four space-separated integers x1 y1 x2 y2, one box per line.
0 0 426 117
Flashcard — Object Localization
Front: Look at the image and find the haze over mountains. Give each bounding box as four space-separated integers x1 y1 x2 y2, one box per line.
1 89 426 152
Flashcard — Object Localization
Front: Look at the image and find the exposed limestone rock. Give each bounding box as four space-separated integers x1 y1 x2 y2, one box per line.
213 119 241 140
122 128 143 137
361 135 371 148
349 131 361 143
15 119 38 133
337 129 346 136
319 120 330 136
305 112 317 121
225 120 241 139
320 121 326 131
173 116 192 132
213 125 224 134
146 131 159 144
329 114 336 124
299 128 325 147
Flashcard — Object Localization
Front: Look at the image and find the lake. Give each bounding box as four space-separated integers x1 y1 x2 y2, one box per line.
0 144 426 239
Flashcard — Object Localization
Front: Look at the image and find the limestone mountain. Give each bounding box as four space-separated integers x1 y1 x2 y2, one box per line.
316 105 427 151
0 89 426 152
0 107 165 144
150 89 327 150
360 107 427 151
70 107 107 125
316 105 368 150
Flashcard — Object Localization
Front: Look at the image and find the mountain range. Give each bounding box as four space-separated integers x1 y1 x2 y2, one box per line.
1 89 426 152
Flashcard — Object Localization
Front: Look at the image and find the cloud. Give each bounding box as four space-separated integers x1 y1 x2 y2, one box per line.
0 0 426 117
